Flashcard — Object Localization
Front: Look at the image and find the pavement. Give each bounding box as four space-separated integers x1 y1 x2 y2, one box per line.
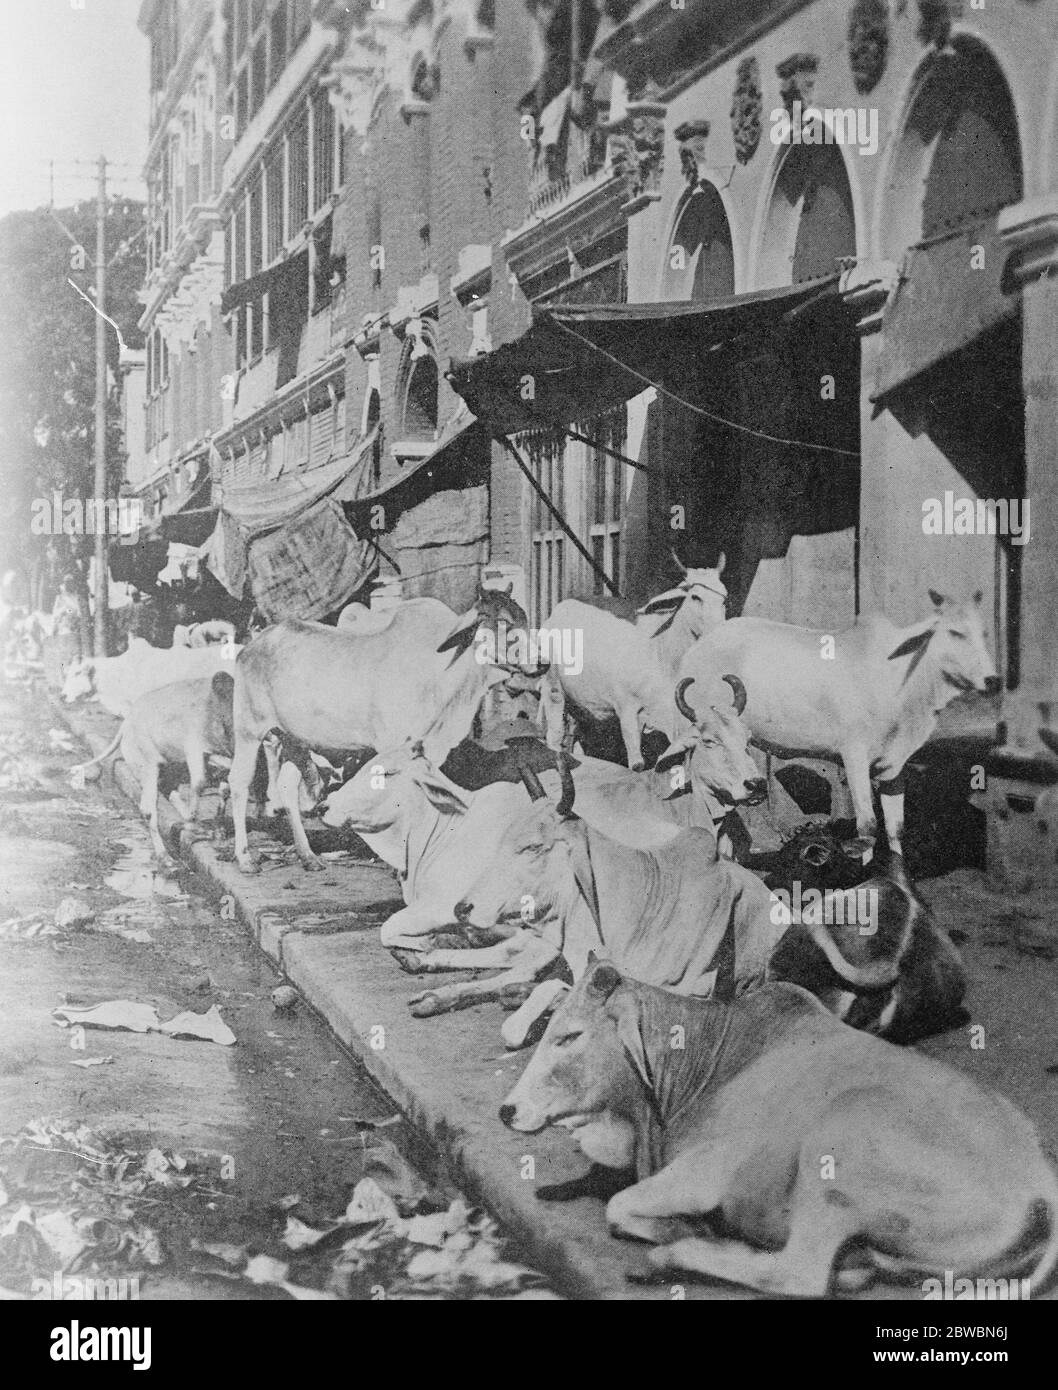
51 691 1058 1302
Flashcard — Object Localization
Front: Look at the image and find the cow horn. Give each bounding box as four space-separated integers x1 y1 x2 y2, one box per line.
670 548 688 577
520 765 546 801
723 673 747 715
674 677 698 722
556 754 577 819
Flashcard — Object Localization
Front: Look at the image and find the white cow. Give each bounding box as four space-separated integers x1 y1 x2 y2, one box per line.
679 590 998 859
546 559 727 769
61 637 240 719
228 585 546 872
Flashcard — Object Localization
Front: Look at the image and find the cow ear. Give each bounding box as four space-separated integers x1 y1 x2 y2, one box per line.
436 615 480 657
607 991 652 1093
716 551 726 574
929 588 945 609
654 735 694 783
888 629 933 661
640 593 682 616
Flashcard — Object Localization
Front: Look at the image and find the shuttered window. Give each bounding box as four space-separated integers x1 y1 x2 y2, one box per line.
288 109 308 230
248 173 263 274
312 89 335 212
265 143 284 262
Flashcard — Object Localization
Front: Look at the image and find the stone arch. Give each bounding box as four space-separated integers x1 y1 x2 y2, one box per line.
879 35 1022 260
397 326 439 441
660 181 736 301
754 138 859 290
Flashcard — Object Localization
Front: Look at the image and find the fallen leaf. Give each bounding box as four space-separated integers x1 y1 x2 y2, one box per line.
70 1056 114 1069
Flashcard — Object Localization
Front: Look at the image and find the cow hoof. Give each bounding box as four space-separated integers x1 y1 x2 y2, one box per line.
409 992 446 1018
237 856 261 875
301 856 324 873
390 949 427 974
630 760 645 772
498 981 536 1011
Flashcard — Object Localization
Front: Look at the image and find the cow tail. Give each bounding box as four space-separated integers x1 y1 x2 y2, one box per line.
1028 1179 1058 1296
69 726 123 775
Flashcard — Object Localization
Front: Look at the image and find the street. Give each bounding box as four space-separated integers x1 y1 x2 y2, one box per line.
0 680 554 1301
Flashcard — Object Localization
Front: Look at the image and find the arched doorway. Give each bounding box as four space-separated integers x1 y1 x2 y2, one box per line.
878 39 1023 688
661 183 735 301
730 142 860 627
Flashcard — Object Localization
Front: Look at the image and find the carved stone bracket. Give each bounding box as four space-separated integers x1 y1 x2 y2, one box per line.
730 56 763 166
605 99 666 212
674 120 710 186
847 0 890 94
776 53 819 113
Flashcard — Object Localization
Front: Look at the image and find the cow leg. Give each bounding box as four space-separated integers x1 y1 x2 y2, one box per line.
841 745 877 864
617 704 645 771
877 772 906 859
275 760 323 870
647 1197 860 1298
229 736 262 873
408 937 559 1019
139 762 174 866
408 929 535 974
263 738 283 816
380 903 455 951
500 976 569 1050
184 742 208 824
607 1147 736 1246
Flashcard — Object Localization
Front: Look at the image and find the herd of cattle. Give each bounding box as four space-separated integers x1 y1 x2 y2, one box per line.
55 568 1058 1298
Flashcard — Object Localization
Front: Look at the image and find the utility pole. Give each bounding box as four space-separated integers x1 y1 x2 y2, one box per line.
93 154 108 657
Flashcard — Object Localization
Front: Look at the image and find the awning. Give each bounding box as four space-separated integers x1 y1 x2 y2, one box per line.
872 217 1017 402
220 426 378 537
158 475 217 547
338 411 490 508
447 274 844 433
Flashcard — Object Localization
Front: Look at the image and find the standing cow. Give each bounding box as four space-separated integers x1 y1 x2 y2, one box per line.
678 590 998 859
545 558 727 770
228 585 546 872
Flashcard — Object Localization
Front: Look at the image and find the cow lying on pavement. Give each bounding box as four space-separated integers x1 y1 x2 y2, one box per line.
501 961 1058 1297
679 590 998 860
229 585 545 873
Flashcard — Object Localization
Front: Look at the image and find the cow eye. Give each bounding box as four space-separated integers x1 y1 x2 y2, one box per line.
950 629 968 640
553 1030 582 1048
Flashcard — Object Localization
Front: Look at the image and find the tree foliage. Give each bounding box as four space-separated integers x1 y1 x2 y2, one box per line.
0 200 146 601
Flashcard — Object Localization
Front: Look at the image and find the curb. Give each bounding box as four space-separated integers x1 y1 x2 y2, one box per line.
51 695 716 1301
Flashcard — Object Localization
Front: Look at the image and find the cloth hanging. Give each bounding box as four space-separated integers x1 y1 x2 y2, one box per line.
246 495 374 622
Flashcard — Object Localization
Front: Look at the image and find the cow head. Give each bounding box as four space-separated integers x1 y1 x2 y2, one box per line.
889 591 998 695
499 959 648 1135
638 553 727 639
656 675 766 806
436 582 548 678
61 658 96 703
322 741 468 836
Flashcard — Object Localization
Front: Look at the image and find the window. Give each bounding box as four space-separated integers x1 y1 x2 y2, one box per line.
292 0 312 46
312 89 335 212
289 109 309 229
234 195 247 281
269 4 287 84
249 174 263 274
587 419 625 595
528 439 566 626
250 296 264 361
250 37 267 120
236 67 249 138
265 143 284 262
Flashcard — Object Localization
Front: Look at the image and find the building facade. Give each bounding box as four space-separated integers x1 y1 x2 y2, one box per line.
127 0 1058 883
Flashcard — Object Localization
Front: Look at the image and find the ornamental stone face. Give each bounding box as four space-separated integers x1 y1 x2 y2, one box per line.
730 56 762 166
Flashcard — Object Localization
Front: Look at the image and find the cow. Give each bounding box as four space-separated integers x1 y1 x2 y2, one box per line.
678 590 998 860
500 961 1058 1298
764 853 967 1042
545 557 727 770
172 619 238 648
228 584 546 873
61 637 240 719
445 755 786 1032
321 675 765 958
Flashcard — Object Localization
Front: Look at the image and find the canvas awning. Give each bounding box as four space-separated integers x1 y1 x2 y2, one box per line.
338 411 489 508
220 426 378 537
447 274 845 434
872 216 1018 402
